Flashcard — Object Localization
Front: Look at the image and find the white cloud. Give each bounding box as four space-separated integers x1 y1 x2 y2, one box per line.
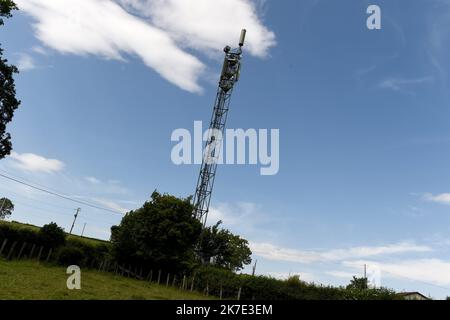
92 197 130 214
85 176 101 184
119 0 276 58
9 151 65 173
250 242 432 264
208 201 265 228
17 53 36 71
379 76 433 92
32 46 48 55
16 0 275 92
325 270 356 279
424 193 450 205
344 259 450 287
16 0 204 93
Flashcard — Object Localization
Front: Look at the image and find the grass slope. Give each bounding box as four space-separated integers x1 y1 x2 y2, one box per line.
0 259 209 300
1 220 108 246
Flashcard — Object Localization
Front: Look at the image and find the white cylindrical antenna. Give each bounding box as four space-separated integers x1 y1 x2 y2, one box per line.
239 29 247 47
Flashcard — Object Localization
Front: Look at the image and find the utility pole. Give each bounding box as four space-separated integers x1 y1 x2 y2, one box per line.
81 222 87 237
252 259 258 276
0 198 6 212
364 264 368 290
69 208 81 235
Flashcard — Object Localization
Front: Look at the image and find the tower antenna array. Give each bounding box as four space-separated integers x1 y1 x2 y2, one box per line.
192 29 247 226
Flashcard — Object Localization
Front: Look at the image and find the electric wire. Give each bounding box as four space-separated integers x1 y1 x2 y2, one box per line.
0 172 124 215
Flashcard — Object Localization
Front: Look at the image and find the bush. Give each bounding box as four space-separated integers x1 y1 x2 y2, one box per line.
39 222 66 248
0 222 19 241
111 191 202 273
57 246 85 266
192 266 398 300
0 221 110 267
0 222 40 244
194 266 240 298
66 238 110 266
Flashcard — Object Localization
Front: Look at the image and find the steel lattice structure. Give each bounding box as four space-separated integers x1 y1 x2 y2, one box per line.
193 30 246 225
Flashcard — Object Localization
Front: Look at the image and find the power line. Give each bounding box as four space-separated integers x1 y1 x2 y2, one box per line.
9 200 77 221
0 188 123 223
0 184 75 211
0 172 123 215
11 200 119 228
0 168 68 195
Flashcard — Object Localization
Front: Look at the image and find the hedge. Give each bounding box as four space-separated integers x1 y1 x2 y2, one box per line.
0 221 110 267
193 266 399 300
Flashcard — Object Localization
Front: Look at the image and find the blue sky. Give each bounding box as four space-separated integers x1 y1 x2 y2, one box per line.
2 0 450 298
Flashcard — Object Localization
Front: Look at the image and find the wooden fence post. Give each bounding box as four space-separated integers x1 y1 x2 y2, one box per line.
29 244 36 259
101 260 106 272
172 275 177 287
46 248 53 262
17 242 27 259
206 282 209 297
0 238 8 256
157 270 161 284
6 241 17 260
147 270 153 282
190 275 195 292
37 246 44 261
237 287 242 301
182 276 186 290
166 273 170 287
220 286 223 300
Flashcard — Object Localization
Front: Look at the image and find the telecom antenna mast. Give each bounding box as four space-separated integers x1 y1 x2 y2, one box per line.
193 29 247 226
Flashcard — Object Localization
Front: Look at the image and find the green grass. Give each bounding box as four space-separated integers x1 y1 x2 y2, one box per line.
0 259 210 300
1 220 40 232
1 220 109 246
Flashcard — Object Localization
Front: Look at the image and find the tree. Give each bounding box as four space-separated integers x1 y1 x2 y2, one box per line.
0 197 13 219
197 221 252 272
39 222 66 248
110 191 203 273
1 0 21 159
346 276 368 290
0 1 17 25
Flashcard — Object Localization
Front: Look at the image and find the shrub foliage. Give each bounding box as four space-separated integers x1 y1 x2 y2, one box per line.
111 191 202 273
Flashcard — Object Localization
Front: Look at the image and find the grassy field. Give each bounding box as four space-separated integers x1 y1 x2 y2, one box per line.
0 259 210 300
1 220 108 246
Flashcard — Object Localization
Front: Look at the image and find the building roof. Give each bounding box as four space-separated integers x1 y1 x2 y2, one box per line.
399 292 431 300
